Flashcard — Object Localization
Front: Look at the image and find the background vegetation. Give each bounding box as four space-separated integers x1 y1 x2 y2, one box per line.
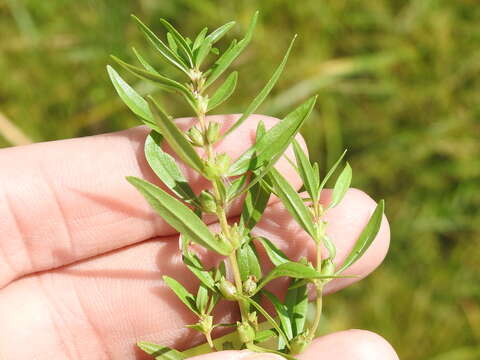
1 1 479 359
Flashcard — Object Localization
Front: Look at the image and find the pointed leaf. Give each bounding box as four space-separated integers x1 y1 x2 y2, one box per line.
263 290 293 347
132 15 188 74
336 200 385 274
205 12 258 88
159 19 194 67
241 177 271 230
166 32 179 54
183 249 216 292
254 329 277 343
132 47 159 74
237 241 262 281
239 295 290 349
206 21 236 44
256 262 334 293
193 27 208 50
196 284 209 314
256 120 266 140
194 37 212 67
163 276 198 315
224 35 296 137
285 281 308 337
127 177 231 255
328 163 352 209
268 168 316 238
256 237 290 266
138 342 186 360
318 150 347 193
228 96 317 176
147 97 204 173
111 56 193 101
107 65 156 129
144 131 197 205
292 139 317 203
207 71 238 111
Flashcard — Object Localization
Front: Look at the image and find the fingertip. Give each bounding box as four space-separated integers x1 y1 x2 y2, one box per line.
299 329 399 360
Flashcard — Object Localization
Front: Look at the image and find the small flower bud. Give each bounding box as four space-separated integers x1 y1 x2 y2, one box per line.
215 153 231 175
198 315 213 334
206 122 221 144
290 331 311 355
186 126 204 147
237 321 255 344
218 277 237 301
242 276 257 297
199 190 217 214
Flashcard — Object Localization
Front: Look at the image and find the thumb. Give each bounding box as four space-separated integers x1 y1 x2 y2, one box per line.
187 350 285 360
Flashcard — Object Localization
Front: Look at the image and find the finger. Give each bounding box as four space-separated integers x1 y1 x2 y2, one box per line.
0 114 301 287
186 330 399 360
0 188 389 359
298 329 399 360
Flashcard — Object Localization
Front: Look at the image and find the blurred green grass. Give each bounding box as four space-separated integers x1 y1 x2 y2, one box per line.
1 0 479 358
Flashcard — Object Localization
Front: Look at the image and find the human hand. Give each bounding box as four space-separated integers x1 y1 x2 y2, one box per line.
0 115 398 359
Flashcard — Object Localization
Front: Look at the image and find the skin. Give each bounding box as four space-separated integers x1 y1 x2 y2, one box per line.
0 115 398 360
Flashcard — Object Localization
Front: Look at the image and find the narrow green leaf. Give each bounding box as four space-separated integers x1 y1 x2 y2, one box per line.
228 96 317 176
328 163 352 209
263 290 293 346
106 65 156 129
237 241 262 281
206 21 236 44
239 295 290 349
224 35 297 137
226 175 247 201
256 236 290 266
137 341 186 360
183 250 216 292
256 120 266 140
205 12 258 88
292 139 317 203
256 262 334 293
132 15 188 74
285 281 308 337
194 37 212 67
163 276 198 315
196 284 209 314
166 32 179 54
132 47 159 74
144 131 198 205
111 56 193 101
159 19 194 67
318 150 347 193
268 167 316 238
147 97 204 173
127 176 231 255
193 27 208 50
241 178 271 230
207 71 238 111
254 329 277 343
337 200 385 274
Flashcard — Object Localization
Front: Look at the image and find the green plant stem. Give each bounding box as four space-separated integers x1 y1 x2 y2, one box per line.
310 284 323 339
